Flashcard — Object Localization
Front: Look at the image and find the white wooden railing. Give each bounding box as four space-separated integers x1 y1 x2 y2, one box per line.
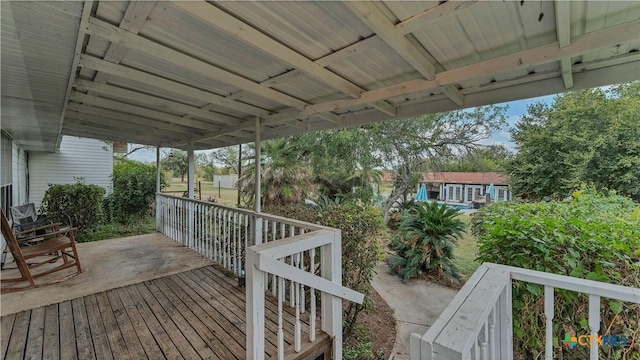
411 263 640 360
156 193 364 359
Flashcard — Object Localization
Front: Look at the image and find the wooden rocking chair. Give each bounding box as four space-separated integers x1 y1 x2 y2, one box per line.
1 209 83 293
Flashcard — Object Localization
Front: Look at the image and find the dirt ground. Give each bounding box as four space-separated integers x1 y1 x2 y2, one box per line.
363 288 397 359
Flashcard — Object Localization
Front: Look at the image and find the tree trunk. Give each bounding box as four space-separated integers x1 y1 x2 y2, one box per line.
382 172 412 220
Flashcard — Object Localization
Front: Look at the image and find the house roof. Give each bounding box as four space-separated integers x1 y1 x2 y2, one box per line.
422 172 508 185
2 1 639 152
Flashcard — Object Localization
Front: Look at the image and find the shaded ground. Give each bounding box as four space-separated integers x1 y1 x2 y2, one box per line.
346 288 396 359
1 234 212 316
371 263 458 360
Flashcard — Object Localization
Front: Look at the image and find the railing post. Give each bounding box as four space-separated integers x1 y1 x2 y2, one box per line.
321 229 342 359
498 277 513 360
246 248 265 359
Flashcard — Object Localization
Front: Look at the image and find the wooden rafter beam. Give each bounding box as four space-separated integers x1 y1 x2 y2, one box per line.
395 1 480 35
172 1 397 117
86 16 307 109
69 92 223 132
92 1 156 84
65 102 201 135
64 115 178 142
555 0 573 88
182 19 639 144
345 1 465 106
74 79 243 126
78 55 271 118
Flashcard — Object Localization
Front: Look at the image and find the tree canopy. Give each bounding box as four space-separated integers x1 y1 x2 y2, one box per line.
507 82 640 201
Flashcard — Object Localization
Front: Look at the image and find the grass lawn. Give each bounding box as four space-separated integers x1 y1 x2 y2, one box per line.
164 178 239 207
452 214 481 281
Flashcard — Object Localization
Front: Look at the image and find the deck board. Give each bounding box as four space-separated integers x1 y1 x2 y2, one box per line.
1 265 326 360
42 304 60 360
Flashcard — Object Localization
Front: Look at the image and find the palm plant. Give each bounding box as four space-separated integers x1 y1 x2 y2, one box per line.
389 202 465 283
237 138 313 207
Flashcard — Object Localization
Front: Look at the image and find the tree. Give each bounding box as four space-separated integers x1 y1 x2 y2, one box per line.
439 145 511 172
374 106 507 218
507 82 640 201
162 150 189 182
296 128 382 202
237 139 313 207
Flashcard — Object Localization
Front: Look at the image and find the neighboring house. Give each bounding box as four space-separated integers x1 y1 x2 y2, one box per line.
422 172 511 203
0 134 113 213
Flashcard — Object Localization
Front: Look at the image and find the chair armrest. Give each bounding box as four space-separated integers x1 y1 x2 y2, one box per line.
16 222 63 235
17 227 78 243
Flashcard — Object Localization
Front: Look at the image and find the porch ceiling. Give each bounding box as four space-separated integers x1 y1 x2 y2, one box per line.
2 1 639 151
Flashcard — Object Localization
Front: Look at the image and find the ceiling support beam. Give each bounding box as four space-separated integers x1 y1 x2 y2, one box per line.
57 0 93 149
64 115 178 141
346 1 464 106
74 79 242 126
65 102 201 135
191 19 637 137
92 1 156 84
555 0 573 89
78 55 271 118
69 92 223 132
172 1 396 117
395 1 480 35
86 16 308 109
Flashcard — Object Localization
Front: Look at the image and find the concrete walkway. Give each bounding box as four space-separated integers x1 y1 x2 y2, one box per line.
1 233 212 315
371 263 458 360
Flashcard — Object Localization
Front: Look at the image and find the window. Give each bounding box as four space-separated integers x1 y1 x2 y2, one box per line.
498 188 505 201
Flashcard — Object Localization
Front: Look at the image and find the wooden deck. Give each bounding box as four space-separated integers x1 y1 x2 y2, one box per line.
0 265 330 360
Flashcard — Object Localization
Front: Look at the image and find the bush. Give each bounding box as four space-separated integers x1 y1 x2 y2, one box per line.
388 202 464 283
41 181 105 241
110 159 162 224
265 202 383 337
472 188 640 360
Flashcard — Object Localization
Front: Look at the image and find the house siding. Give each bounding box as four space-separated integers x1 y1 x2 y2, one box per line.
29 136 113 209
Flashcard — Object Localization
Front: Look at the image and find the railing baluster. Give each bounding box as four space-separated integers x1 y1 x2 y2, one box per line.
489 307 496 360
478 322 488 360
544 285 554 360
309 248 316 342
290 254 295 307
300 250 305 314
278 275 284 360
295 254 302 352
588 295 600 360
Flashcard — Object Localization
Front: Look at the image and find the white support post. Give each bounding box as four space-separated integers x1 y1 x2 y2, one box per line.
254 118 262 245
321 230 343 359
155 146 161 231
188 143 195 199
246 249 265 359
188 143 195 247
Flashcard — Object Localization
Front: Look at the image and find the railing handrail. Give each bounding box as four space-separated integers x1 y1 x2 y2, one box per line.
413 262 640 360
486 263 640 303
156 192 326 231
249 229 364 303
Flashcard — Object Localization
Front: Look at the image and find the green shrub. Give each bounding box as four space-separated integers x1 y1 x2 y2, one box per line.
472 188 640 360
41 181 105 241
388 202 464 283
265 202 383 337
110 159 163 224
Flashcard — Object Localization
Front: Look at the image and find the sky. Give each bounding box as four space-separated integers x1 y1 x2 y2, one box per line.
129 95 556 163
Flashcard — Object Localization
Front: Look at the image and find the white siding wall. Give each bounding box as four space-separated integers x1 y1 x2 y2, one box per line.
11 141 27 205
29 136 113 209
